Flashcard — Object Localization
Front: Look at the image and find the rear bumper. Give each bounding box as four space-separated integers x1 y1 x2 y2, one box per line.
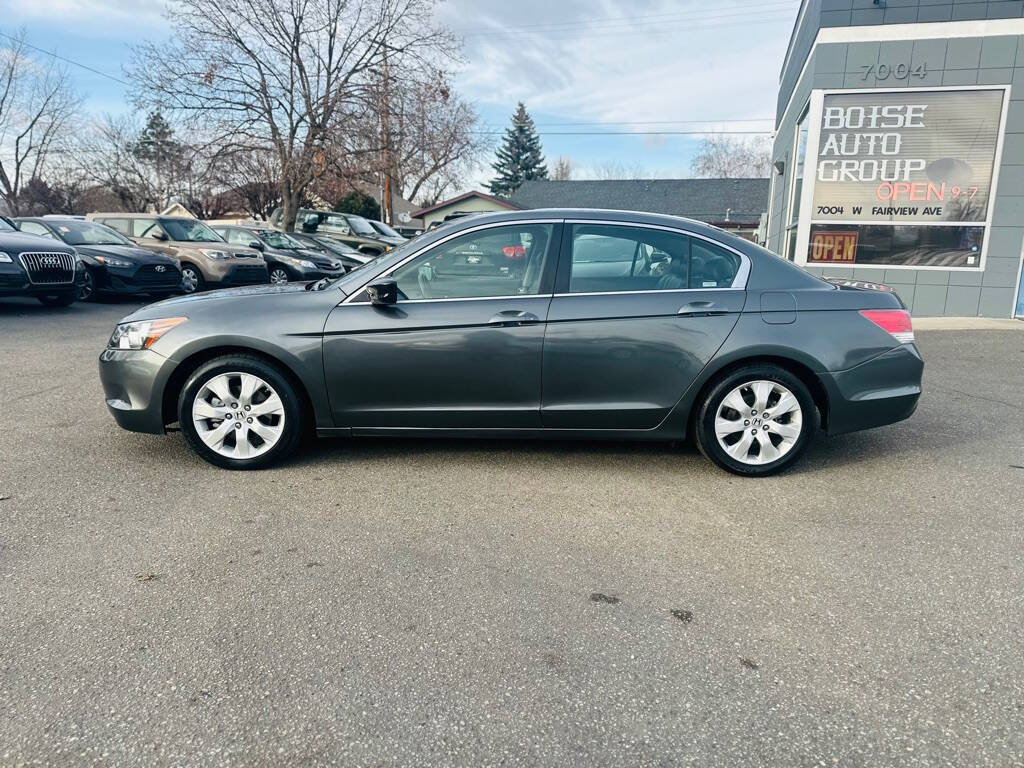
98 348 177 434
821 343 923 435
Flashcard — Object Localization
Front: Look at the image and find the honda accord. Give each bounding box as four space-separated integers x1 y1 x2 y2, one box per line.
98 209 923 476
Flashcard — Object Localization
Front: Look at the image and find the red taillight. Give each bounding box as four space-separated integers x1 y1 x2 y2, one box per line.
859 309 914 343
502 245 526 259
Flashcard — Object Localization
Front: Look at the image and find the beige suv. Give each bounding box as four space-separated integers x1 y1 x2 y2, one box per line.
86 213 268 293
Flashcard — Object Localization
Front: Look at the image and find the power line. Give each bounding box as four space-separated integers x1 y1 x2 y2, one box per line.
520 119 775 128
451 1 797 37
473 130 772 136
0 31 130 86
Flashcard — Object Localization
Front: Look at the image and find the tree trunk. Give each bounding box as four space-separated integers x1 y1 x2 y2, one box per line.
280 180 299 232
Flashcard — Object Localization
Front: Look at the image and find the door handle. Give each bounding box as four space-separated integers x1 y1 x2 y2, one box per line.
488 310 541 326
677 300 729 316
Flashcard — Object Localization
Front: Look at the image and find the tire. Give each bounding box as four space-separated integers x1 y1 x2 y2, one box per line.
77 269 97 302
180 264 204 293
37 292 76 307
694 364 819 477
268 266 290 284
178 355 305 470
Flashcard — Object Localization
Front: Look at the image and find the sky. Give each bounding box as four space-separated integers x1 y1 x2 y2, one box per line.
0 0 799 190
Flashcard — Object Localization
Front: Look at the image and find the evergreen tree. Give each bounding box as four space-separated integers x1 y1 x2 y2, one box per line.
334 190 381 220
487 102 548 196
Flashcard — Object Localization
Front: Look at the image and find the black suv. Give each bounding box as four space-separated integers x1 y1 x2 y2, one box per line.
0 216 81 306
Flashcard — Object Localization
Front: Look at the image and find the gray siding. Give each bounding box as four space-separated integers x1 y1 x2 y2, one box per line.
769 6 1024 317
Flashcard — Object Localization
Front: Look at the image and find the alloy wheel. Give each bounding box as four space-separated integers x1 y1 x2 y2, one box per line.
191 372 286 459
77 271 94 301
714 380 803 466
269 268 289 284
181 267 200 293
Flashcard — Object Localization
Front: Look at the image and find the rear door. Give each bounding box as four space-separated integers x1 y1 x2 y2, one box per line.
322 221 561 429
541 222 746 429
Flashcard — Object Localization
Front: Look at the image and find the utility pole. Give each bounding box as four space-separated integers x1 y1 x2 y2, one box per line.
380 51 394 225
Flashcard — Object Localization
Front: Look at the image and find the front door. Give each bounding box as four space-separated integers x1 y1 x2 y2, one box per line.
323 222 560 429
542 223 745 429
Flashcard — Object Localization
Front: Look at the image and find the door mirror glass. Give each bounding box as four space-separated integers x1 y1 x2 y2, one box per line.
249 240 264 250
151 230 168 241
367 279 398 305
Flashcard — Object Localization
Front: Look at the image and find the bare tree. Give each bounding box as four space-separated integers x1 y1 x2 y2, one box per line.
0 31 80 215
130 0 455 230
587 160 647 180
214 148 283 220
550 156 574 181
691 134 772 178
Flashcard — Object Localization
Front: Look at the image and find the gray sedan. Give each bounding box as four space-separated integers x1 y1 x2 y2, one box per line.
98 209 923 476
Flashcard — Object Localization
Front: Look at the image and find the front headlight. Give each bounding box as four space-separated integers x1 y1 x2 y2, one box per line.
278 255 317 269
108 317 187 350
200 249 231 260
94 255 134 268
0 252 12 263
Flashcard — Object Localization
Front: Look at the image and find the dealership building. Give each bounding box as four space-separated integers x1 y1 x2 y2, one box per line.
765 2 1024 317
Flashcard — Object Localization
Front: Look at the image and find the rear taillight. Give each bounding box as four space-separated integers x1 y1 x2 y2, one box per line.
859 309 914 344
502 245 526 259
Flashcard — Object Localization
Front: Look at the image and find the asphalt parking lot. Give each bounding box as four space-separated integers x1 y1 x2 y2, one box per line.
1 297 1022 767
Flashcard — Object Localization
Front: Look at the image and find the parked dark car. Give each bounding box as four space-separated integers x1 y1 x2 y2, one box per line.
16 216 182 301
0 216 81 306
210 225 346 284
287 232 379 272
99 209 922 476
271 208 389 256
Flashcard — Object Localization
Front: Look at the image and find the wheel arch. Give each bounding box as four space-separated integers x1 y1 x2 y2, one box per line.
161 344 317 430
683 351 831 434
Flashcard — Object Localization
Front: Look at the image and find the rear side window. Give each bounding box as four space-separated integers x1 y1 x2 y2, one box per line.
567 224 740 294
102 218 130 236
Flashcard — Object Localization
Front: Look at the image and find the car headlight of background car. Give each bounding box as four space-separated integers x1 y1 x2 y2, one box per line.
0 251 12 263
200 249 232 260
94 255 134 269
108 317 187 350
277 255 317 269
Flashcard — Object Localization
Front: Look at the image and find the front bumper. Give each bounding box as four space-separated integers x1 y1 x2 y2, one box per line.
821 343 924 435
214 263 269 287
100 265 183 295
98 348 178 434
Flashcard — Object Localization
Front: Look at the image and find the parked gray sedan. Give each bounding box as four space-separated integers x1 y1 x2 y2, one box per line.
98 209 922 476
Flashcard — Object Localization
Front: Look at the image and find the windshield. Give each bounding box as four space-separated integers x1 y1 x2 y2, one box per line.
0 218 15 232
49 220 133 246
344 215 377 236
311 235 359 255
372 220 402 238
162 219 223 242
259 230 304 250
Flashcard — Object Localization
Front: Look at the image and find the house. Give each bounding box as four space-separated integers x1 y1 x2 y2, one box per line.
411 190 523 229
160 202 197 218
509 179 770 241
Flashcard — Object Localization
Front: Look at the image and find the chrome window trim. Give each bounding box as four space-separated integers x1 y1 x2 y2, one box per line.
340 219 563 305
553 287 743 298
563 218 751 291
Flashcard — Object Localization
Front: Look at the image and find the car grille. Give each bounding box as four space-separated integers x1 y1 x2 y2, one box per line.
228 264 268 283
133 265 180 285
19 252 76 285
234 251 260 259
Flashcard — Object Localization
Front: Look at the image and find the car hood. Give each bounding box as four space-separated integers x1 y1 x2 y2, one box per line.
0 232 76 255
124 282 311 320
75 244 177 264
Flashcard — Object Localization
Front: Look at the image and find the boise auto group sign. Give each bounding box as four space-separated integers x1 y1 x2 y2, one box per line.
811 89 1004 225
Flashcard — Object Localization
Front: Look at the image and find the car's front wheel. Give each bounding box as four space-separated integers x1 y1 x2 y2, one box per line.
268 266 290 284
77 269 97 302
695 364 818 477
180 264 204 293
178 355 304 470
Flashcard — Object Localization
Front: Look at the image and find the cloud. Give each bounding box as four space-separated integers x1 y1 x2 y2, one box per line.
437 0 796 181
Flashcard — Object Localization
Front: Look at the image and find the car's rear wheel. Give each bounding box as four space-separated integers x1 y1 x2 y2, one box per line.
178 355 304 470
180 264 204 293
695 364 818 477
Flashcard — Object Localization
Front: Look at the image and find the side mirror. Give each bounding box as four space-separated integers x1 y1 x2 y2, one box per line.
152 231 168 241
366 279 398 306
249 240 265 250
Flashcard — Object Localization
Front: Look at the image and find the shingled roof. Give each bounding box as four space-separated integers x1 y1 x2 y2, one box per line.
509 179 769 225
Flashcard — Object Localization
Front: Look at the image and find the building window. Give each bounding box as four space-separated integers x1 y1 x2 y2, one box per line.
808 224 984 268
783 106 809 261
805 88 1004 269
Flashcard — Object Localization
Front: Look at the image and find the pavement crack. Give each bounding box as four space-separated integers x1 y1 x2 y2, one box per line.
926 384 1020 410
9 384 64 403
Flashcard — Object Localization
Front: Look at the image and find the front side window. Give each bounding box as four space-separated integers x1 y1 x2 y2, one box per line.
133 219 164 238
567 224 739 293
259 230 303 250
389 224 555 300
